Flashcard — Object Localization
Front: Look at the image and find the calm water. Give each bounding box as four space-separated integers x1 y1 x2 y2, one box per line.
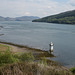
0 21 75 67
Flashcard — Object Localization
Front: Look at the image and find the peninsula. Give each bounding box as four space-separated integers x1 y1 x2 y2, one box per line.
32 10 75 24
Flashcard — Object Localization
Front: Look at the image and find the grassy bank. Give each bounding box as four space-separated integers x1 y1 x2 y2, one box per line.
0 42 74 75
0 62 73 75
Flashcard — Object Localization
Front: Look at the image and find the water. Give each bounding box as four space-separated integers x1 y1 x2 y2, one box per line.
0 21 75 67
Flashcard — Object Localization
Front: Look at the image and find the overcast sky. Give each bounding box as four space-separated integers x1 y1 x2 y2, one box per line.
0 0 75 18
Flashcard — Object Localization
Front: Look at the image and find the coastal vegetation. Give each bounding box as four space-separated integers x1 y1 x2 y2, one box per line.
32 10 75 24
70 67 75 74
0 43 74 75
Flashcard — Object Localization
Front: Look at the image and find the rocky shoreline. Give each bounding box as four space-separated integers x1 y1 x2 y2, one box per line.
0 41 74 75
0 41 55 59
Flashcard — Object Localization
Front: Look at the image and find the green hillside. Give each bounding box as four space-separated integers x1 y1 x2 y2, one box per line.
32 10 75 24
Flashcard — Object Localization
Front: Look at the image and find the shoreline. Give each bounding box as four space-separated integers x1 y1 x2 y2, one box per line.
0 41 74 68
0 41 61 67
0 41 64 69
0 41 48 52
0 41 75 74
0 41 55 58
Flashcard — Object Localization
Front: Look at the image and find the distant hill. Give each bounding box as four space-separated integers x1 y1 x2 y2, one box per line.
0 16 39 21
32 10 75 24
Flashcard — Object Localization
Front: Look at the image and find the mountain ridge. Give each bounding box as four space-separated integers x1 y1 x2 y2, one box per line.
0 16 39 21
32 10 75 24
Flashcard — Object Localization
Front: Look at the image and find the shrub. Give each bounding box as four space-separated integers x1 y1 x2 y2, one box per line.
0 48 34 66
0 50 19 66
70 67 75 74
20 52 34 62
39 57 47 66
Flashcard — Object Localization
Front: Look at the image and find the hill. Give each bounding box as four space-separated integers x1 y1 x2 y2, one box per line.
0 16 39 21
32 10 75 24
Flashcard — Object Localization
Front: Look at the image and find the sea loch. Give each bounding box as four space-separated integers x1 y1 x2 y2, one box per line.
0 21 75 67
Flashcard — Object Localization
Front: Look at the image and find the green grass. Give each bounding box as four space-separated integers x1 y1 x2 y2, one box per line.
0 50 19 66
20 52 34 62
0 44 35 66
0 43 74 75
0 44 19 66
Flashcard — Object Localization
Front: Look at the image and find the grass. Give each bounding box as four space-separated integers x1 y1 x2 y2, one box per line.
0 62 73 75
0 43 74 75
20 52 34 62
0 45 19 66
0 50 34 66
0 44 10 52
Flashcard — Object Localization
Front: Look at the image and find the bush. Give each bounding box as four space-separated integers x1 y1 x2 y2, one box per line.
0 48 34 66
0 50 19 66
20 52 34 62
39 57 47 66
70 67 75 74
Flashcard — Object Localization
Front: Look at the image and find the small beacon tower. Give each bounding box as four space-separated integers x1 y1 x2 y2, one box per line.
49 42 54 53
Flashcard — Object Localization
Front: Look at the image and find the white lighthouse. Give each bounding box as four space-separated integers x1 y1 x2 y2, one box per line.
49 42 54 53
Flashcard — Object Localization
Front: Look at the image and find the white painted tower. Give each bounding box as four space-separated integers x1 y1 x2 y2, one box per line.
49 42 54 53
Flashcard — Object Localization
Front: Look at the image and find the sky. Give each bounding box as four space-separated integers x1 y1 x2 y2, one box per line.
0 0 75 18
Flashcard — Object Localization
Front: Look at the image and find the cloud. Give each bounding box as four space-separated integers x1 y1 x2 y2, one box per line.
25 12 31 15
0 0 75 17
68 0 75 6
